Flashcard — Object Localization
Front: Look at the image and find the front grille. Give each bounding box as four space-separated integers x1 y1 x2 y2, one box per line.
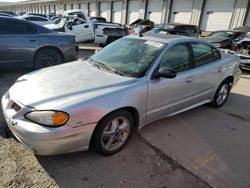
11 102 21 112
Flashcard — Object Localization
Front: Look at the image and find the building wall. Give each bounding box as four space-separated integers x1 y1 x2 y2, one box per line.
1 0 250 31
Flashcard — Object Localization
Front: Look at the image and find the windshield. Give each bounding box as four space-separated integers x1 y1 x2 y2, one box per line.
88 37 165 78
208 31 234 38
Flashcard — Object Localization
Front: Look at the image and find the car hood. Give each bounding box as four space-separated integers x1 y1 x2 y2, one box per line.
204 37 230 43
9 61 137 109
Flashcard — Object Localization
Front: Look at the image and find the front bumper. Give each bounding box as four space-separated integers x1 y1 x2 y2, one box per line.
1 92 96 155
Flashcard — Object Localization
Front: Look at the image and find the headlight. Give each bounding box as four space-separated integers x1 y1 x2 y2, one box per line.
25 110 69 127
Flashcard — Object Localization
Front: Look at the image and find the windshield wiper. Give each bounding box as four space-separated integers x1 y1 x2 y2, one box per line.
88 58 124 76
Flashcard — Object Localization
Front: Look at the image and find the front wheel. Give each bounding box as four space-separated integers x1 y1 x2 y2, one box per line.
210 80 231 108
91 110 134 155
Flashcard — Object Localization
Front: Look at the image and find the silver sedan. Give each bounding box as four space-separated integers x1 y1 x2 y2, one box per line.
1 33 241 155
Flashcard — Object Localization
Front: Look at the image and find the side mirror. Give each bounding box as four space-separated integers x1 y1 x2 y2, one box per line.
156 67 176 79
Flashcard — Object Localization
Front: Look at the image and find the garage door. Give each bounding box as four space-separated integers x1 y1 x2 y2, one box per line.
200 0 235 31
73 3 79 9
89 3 96 17
80 3 88 15
46 5 50 13
127 0 140 24
50 4 54 13
66 4 71 10
112 1 122 23
170 0 193 24
244 9 250 27
100 2 108 20
146 0 163 24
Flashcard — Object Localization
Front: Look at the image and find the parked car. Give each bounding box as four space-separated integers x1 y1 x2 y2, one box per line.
1 33 241 156
233 26 250 33
203 30 246 49
234 38 250 70
0 17 79 69
20 15 53 26
0 13 13 17
23 12 47 18
0 10 16 16
128 19 155 35
16 11 26 16
45 9 127 45
47 13 56 19
150 23 200 38
90 16 107 22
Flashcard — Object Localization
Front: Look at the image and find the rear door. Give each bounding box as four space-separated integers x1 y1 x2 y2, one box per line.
65 14 94 43
0 19 39 66
188 42 221 104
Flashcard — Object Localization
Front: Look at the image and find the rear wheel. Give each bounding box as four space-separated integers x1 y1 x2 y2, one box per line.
34 48 62 69
210 80 231 108
91 110 134 155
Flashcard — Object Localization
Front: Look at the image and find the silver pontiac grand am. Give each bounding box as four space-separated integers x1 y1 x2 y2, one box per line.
2 33 241 156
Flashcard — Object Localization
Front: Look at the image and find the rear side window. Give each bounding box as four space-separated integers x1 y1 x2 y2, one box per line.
191 42 215 67
0 19 37 34
25 16 48 21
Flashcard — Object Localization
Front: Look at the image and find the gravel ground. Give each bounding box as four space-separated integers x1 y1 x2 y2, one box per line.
0 55 210 188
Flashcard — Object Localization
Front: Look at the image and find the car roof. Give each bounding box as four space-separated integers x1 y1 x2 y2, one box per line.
64 9 83 14
159 23 197 27
127 32 186 43
126 32 211 45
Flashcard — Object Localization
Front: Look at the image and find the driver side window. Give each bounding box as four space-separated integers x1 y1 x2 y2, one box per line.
160 43 191 72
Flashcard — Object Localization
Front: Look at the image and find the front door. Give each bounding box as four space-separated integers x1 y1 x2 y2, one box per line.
65 17 94 43
147 43 195 122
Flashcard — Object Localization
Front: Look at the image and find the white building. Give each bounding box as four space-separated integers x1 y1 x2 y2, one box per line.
1 0 250 32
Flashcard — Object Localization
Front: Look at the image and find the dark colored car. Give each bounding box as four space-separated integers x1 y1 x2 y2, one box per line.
128 19 155 35
0 10 16 16
150 23 200 38
24 12 47 18
0 17 79 69
204 30 246 49
0 13 13 17
90 17 107 22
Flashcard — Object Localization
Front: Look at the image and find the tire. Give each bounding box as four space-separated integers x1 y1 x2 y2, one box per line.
91 110 134 155
210 80 231 108
34 48 62 69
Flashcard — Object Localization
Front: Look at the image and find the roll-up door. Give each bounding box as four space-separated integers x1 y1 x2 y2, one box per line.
200 0 235 31
112 1 122 23
100 2 108 19
170 0 193 24
89 2 96 17
146 0 163 24
127 0 140 24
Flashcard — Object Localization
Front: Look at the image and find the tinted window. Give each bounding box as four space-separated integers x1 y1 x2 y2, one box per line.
191 42 214 67
0 19 36 34
160 44 191 72
25 16 47 21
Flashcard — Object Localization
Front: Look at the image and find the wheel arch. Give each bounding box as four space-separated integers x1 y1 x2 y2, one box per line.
89 106 140 148
33 45 65 64
224 75 234 87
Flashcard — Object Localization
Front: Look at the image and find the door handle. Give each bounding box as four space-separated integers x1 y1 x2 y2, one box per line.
185 77 193 83
218 67 223 73
84 25 89 28
29 39 36 42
